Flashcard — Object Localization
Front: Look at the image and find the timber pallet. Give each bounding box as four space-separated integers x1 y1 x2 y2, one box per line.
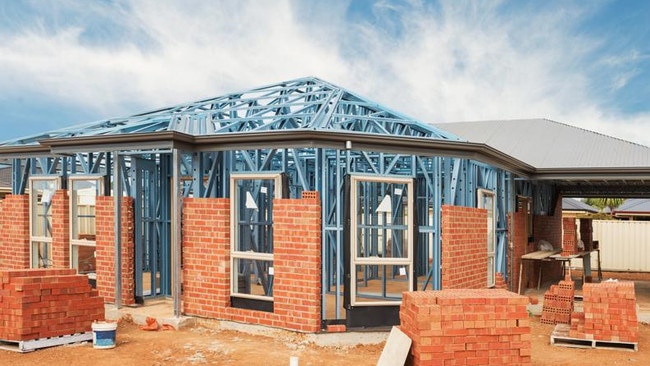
550 324 638 352
0 332 92 353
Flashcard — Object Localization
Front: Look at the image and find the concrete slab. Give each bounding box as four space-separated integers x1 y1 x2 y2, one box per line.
105 300 196 330
376 327 411 366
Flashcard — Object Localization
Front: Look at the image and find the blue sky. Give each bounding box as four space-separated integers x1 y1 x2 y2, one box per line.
1 0 649 146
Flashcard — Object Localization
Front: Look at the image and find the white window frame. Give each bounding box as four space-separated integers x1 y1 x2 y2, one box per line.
478 189 496 287
29 177 60 268
69 176 102 273
229 173 282 301
350 175 414 306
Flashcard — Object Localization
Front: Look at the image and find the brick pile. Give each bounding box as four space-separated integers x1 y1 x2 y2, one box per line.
494 272 508 290
0 269 105 341
569 281 638 343
561 217 577 256
400 289 531 366
540 279 575 325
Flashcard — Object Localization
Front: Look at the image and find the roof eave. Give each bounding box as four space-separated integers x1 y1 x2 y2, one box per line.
533 167 650 181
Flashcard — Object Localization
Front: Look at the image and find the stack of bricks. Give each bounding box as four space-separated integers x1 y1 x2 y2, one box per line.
561 217 578 256
0 269 105 341
540 279 575 325
569 281 638 343
494 272 508 290
400 289 531 366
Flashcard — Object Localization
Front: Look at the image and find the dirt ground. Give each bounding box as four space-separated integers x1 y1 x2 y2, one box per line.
0 316 646 366
1 273 648 366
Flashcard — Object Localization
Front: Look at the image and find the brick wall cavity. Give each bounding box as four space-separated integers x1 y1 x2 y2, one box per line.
95 196 135 305
400 289 532 365
441 205 488 289
0 195 30 269
0 268 104 341
182 192 322 333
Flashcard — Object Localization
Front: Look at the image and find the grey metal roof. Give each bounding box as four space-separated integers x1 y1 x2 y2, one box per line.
562 198 599 213
434 119 650 169
613 198 650 214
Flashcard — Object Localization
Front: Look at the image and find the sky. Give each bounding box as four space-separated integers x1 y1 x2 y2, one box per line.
1 0 649 146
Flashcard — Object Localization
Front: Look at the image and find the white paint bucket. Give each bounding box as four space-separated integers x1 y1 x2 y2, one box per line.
91 321 118 349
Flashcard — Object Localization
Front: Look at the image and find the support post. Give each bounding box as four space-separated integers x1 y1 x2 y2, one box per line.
172 148 182 317
113 151 122 308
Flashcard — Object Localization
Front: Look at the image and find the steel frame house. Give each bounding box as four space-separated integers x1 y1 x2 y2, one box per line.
1 77 647 329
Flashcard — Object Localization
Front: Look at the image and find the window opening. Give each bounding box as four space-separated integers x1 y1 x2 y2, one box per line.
29 178 59 268
479 189 496 287
230 174 283 305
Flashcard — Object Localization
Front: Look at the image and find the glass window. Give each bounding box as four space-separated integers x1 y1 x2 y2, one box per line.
70 178 102 276
230 174 282 302
478 189 496 287
29 178 59 268
350 176 414 306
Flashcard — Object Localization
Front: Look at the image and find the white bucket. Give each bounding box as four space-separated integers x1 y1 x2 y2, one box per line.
91 321 118 349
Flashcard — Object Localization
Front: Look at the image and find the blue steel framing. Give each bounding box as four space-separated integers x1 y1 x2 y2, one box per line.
0 77 549 322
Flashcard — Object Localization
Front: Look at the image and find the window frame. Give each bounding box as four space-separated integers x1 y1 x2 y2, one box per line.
349 175 414 307
478 188 496 287
68 176 103 275
229 173 283 302
28 177 60 269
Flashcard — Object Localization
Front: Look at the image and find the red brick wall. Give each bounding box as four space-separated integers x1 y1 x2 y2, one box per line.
51 190 70 268
400 289 532 365
95 196 135 305
182 198 231 317
509 210 529 292
182 193 322 333
272 195 322 331
0 268 104 341
441 205 488 289
562 217 577 256
532 198 562 248
531 199 563 285
0 195 30 269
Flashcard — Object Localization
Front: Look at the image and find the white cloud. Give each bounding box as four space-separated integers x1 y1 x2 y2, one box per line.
0 0 649 146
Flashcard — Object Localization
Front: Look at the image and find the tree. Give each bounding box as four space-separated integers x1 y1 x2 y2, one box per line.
583 198 625 212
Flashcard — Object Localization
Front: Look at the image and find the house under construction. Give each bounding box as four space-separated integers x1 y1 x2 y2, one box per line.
1 77 649 331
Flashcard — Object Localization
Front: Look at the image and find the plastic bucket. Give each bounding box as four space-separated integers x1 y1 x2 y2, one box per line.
92 321 118 349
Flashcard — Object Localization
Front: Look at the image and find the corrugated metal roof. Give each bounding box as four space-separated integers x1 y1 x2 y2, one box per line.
562 198 599 213
614 198 650 214
434 119 650 169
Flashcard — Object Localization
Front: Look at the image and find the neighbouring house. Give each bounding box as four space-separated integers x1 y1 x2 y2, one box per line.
613 199 650 220
562 198 600 218
1 77 649 331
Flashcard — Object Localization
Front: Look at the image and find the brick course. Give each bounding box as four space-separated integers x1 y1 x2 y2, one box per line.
95 196 135 305
51 190 70 268
509 210 529 292
400 289 532 365
182 192 322 333
441 205 488 289
0 195 30 269
531 199 563 286
0 268 104 341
